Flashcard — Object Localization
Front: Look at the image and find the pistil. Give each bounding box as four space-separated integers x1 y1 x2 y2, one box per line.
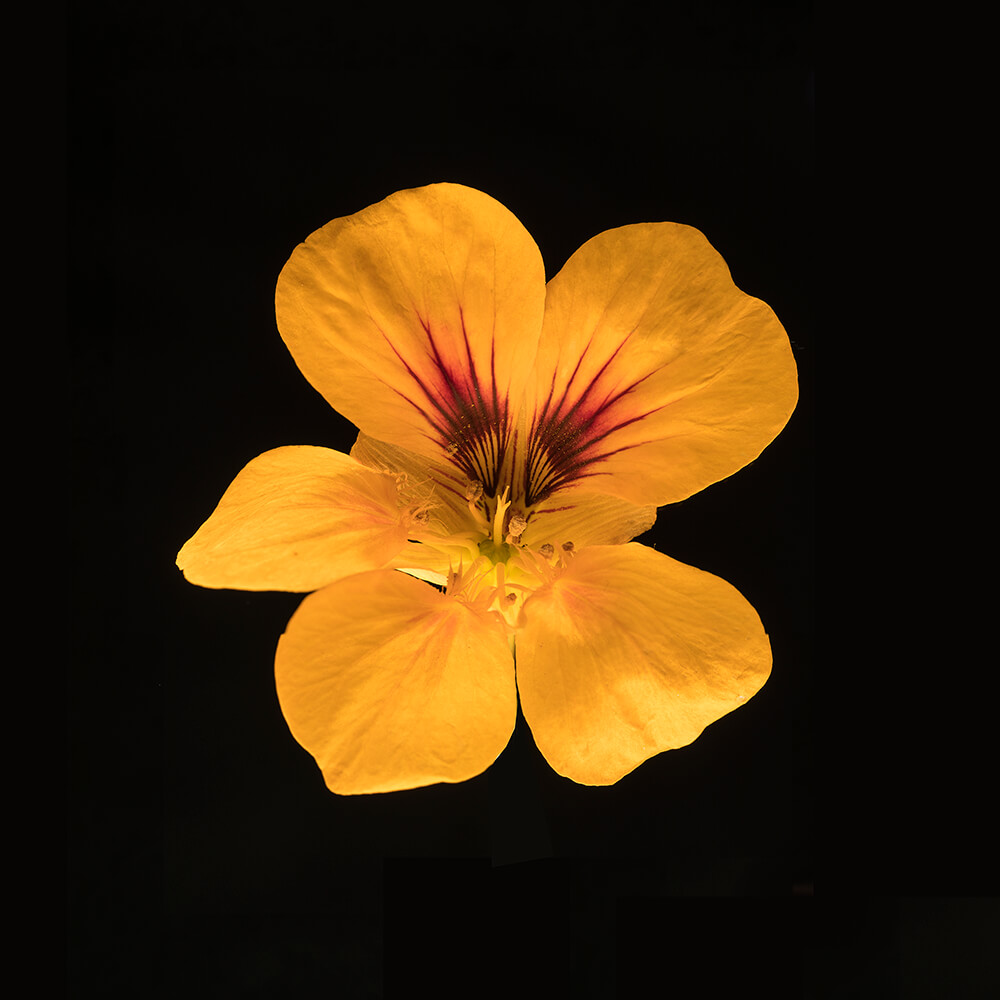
488 486 510 545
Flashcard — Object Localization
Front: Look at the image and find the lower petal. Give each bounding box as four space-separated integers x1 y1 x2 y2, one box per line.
275 570 516 794
516 543 771 785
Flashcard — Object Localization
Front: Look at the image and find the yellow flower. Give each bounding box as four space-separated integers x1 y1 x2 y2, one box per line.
177 183 798 795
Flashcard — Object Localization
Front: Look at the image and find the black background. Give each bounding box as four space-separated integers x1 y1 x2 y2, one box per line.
70 3 829 996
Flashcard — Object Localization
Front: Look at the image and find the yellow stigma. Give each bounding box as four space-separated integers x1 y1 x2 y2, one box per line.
492 486 511 546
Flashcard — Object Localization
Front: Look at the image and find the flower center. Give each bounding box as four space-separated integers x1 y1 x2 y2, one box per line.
477 538 513 564
443 399 587 514
395 470 574 642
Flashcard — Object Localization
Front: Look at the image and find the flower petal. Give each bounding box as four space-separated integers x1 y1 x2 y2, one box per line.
516 542 771 785
521 493 656 551
350 431 486 584
527 223 798 506
177 447 407 592
350 431 479 541
275 184 546 478
275 570 517 794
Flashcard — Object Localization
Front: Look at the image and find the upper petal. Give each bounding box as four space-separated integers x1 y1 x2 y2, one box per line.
275 570 517 794
526 223 798 506
516 542 771 786
176 446 408 592
275 184 546 472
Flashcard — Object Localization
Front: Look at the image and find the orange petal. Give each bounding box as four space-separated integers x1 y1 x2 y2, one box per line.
177 447 408 592
275 184 546 482
350 431 487 585
275 570 516 794
521 492 656 551
526 223 798 506
350 431 481 541
516 543 771 785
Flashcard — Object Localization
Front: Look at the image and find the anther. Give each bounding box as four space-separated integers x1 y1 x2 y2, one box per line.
539 543 555 558
561 541 575 552
464 480 484 502
507 510 528 539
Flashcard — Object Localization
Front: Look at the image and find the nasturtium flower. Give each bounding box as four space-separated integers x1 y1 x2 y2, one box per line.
177 183 798 795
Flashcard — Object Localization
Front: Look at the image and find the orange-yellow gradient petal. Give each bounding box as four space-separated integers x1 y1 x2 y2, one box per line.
521 493 656 551
516 543 771 785
275 571 517 794
275 183 546 464
176 447 408 592
350 431 480 540
530 223 798 506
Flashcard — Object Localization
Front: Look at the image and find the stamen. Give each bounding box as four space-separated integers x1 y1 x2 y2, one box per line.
445 555 465 596
517 545 558 588
505 509 527 544
398 491 440 537
539 543 555 559
465 479 485 519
